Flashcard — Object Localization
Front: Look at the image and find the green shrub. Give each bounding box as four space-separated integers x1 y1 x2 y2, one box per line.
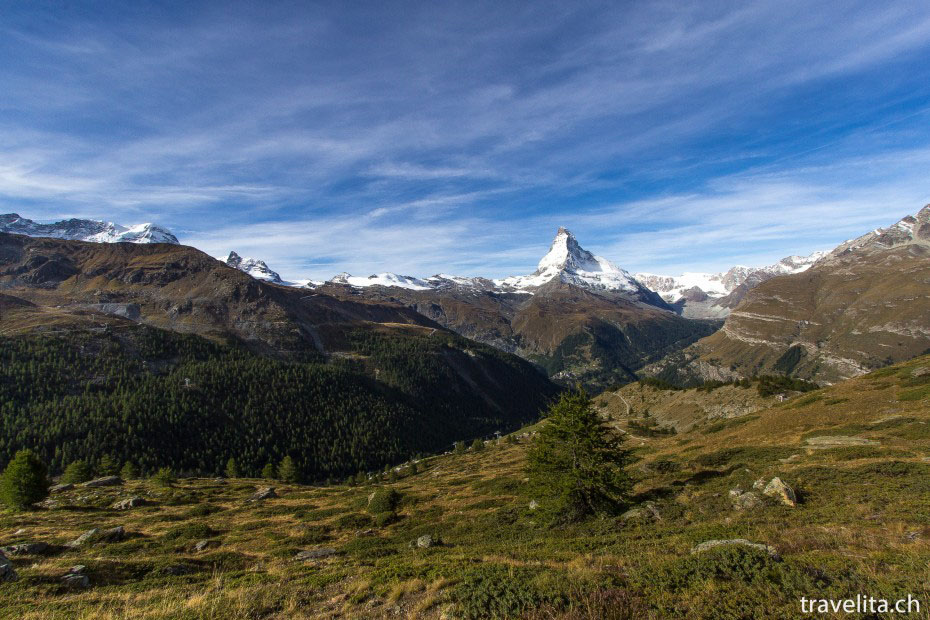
183 504 222 518
336 512 373 528
295 524 331 544
152 467 176 487
646 545 781 593
756 375 819 397
368 488 402 514
899 385 930 401
225 458 240 478
261 462 277 479
162 522 217 541
650 459 680 474
0 449 49 510
96 454 120 477
278 456 299 483
453 564 555 619
471 438 486 452
61 459 93 484
120 461 139 480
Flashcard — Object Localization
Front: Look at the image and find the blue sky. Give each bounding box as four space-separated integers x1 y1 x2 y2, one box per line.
2 1 930 281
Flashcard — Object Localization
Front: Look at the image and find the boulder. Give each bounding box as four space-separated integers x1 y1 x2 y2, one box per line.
294 548 338 561
691 539 780 559
912 367 930 378
49 483 74 494
805 436 878 448
112 496 147 510
194 539 218 552
528 500 539 511
67 525 126 547
62 573 89 588
729 488 763 511
0 550 16 582
61 565 89 588
247 486 277 502
620 502 662 522
82 476 122 488
416 535 435 549
762 477 797 507
1 542 49 556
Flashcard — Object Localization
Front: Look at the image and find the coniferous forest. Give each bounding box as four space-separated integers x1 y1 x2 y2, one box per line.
0 325 557 481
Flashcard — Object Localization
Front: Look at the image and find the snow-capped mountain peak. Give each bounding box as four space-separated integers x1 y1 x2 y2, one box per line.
225 251 283 284
634 249 828 318
537 227 600 272
496 227 643 293
0 213 179 244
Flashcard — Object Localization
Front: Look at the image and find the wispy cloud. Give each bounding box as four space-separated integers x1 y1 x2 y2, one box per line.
1 1 929 279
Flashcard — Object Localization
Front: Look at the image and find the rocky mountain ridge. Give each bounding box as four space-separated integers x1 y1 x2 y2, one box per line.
0 213 178 245
648 205 930 385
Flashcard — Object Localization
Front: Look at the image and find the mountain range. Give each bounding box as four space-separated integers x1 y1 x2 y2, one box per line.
650 205 930 384
4 205 930 387
634 251 826 319
0 213 178 245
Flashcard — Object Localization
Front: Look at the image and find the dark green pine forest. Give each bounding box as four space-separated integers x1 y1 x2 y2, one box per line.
0 325 557 481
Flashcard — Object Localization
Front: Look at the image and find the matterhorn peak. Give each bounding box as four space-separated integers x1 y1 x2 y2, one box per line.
537 227 600 273
493 227 659 301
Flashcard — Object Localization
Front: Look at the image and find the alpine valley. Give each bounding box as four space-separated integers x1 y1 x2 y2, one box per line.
3 205 930 619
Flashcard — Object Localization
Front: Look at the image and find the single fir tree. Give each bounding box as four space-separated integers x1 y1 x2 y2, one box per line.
151 467 176 487
278 456 298 483
97 454 120 477
61 459 93 484
453 441 466 455
120 461 139 480
225 458 239 479
471 438 485 452
261 462 277 479
0 449 49 510
526 388 632 523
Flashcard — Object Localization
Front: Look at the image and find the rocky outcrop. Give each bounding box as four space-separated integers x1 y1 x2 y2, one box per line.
67 526 126 547
691 539 780 559
294 548 338 561
1 542 49 556
0 550 16 582
112 496 147 510
247 486 277 502
82 476 122 488
761 477 797 507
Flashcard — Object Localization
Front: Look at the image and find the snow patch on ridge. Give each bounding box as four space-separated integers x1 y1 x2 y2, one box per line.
0 213 179 245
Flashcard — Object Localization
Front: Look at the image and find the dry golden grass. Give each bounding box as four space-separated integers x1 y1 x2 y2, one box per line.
4 356 930 618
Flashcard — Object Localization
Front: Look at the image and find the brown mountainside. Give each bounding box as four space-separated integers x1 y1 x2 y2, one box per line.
649 205 930 385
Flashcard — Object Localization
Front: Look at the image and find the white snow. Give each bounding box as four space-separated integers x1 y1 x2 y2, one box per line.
494 228 641 293
225 251 284 283
0 213 179 245
636 251 827 303
329 272 434 290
